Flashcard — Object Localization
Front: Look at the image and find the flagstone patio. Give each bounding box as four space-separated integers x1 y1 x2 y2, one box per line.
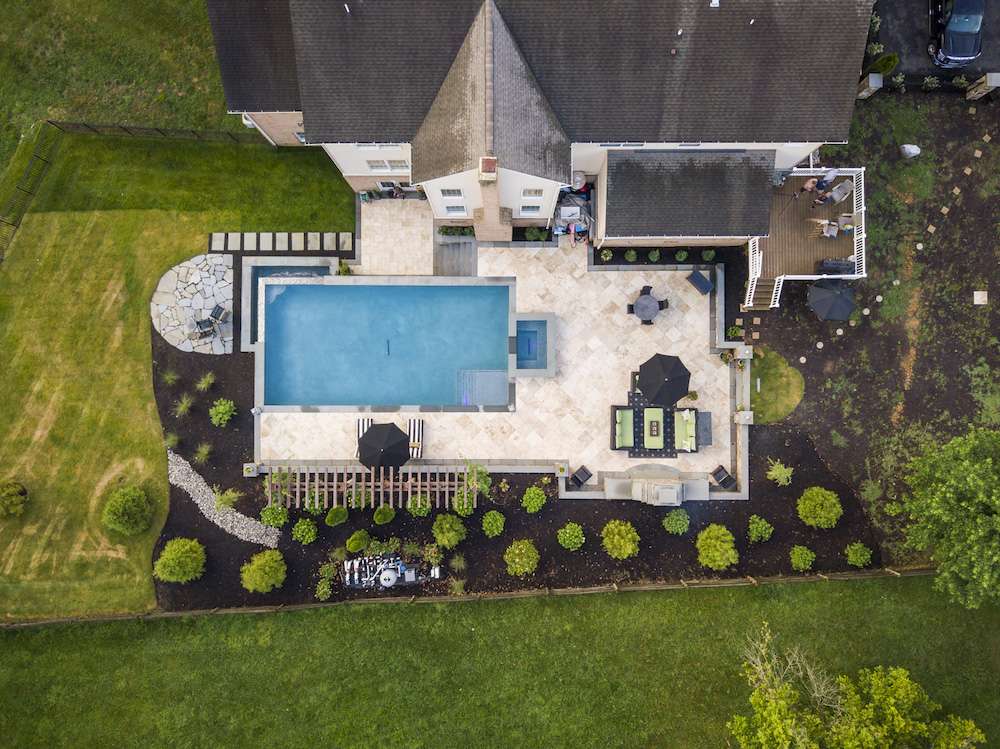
259 242 733 477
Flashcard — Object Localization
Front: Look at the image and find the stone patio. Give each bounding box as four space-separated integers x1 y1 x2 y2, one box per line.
358 200 434 275
259 243 732 476
150 253 234 354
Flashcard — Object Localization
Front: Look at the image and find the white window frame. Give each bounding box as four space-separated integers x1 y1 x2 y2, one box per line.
440 188 464 201
367 159 390 172
445 204 468 216
521 188 544 200
387 159 410 171
519 205 541 216
358 143 379 151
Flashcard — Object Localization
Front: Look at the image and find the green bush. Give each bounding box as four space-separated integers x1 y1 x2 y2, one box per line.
557 522 585 551
209 398 237 427
600 248 613 263
696 523 738 570
213 485 243 511
172 393 193 418
401 539 422 561
601 519 640 560
406 494 431 517
328 545 348 563
153 538 206 583
291 518 318 545
240 549 286 593
869 52 900 75
790 545 816 572
661 509 690 536
0 481 29 519
193 442 212 465
675 250 689 262
423 543 444 566
766 458 794 486
303 494 325 516
346 529 371 553
701 249 716 262
349 489 371 509
160 369 179 386
524 226 549 241
521 486 547 513
467 462 492 496
845 541 873 568
367 536 401 556
504 539 540 576
452 488 475 517
648 249 661 263
324 505 348 527
797 487 843 529
195 372 215 392
315 578 333 601
747 515 774 543
373 505 396 525
482 510 505 538
432 513 467 549
163 432 179 450
101 485 153 536
448 578 466 596
624 249 638 263
726 325 744 340
260 504 288 528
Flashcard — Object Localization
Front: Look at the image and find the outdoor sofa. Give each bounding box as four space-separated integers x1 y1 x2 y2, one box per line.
611 406 634 450
674 408 698 452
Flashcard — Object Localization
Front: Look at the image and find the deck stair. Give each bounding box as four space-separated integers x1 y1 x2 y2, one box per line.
743 278 776 311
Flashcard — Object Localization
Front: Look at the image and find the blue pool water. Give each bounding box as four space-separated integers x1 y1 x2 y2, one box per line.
264 284 509 406
516 320 548 369
250 265 330 343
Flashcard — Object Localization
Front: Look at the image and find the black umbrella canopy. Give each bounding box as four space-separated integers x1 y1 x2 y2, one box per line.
637 354 691 407
358 423 410 469
807 280 855 321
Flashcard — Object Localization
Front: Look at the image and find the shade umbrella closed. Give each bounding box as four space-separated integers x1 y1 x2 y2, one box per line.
807 280 855 321
637 354 691 407
358 423 410 469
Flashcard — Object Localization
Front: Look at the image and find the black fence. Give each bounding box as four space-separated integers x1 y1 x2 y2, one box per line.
47 120 264 144
0 122 63 261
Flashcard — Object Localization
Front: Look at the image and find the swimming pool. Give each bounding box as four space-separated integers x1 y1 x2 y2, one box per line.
262 282 511 406
249 265 330 344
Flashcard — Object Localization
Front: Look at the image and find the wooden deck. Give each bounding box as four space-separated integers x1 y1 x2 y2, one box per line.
760 176 857 278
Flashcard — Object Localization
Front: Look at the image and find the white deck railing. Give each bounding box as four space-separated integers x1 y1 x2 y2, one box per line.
744 236 761 308
769 277 784 308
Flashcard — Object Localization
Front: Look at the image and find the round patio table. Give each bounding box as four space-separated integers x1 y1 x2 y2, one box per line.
633 293 660 322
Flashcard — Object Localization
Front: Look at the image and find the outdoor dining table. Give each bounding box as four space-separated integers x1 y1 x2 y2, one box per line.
633 293 660 322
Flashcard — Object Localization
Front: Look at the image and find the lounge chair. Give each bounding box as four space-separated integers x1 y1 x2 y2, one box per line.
674 408 697 452
408 418 424 459
209 304 229 325
570 465 593 488
610 406 634 450
711 465 737 491
356 417 373 458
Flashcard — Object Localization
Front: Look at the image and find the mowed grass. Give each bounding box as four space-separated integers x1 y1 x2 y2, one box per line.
0 132 354 619
2 577 999 747
750 346 805 424
0 0 230 171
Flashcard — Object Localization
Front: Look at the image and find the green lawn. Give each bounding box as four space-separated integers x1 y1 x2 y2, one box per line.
0 132 354 619
750 346 805 424
1 577 998 747
0 0 231 172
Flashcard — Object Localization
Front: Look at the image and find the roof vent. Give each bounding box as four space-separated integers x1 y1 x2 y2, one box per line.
479 156 498 182
710 0 719 7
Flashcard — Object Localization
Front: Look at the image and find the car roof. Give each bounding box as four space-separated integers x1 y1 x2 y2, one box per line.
952 0 985 14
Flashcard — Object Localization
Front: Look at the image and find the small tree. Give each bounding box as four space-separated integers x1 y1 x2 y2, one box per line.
0 481 29 519
766 458 794 487
209 398 237 427
845 541 873 568
153 538 206 583
504 539 540 577
101 485 153 536
557 522 585 551
291 518 318 545
696 523 738 570
346 529 371 553
601 519 640 559
790 545 816 572
373 505 396 525
481 510 505 538
797 487 843 529
661 509 690 536
240 549 286 593
747 515 774 543
260 504 288 528
432 513 467 550
521 486 547 513
904 428 1000 608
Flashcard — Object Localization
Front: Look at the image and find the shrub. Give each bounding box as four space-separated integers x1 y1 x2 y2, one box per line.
790 545 816 572
524 226 549 241
504 539 540 576
0 481 29 519
349 489 371 509
291 518 318 545
747 515 774 543
212 485 243 511
402 539 422 561
260 504 288 528
325 505 348 527
766 458 794 486
163 432 179 450
600 248 613 262
315 578 333 601
328 545 348 563
452 488 475 517
153 538 206 583
482 510 505 538
521 486 547 513
467 462 492 496
648 249 661 263
601 520 640 560
240 549 286 593
367 536 401 556
869 11 881 32
432 513 467 549
883 500 903 517
209 398 237 427
160 369 179 386
701 249 716 262
373 505 396 525
866 41 884 57
726 325 744 340
922 75 940 91
869 52 899 75
557 522 585 551
172 393 194 418
696 524 738 570
101 485 153 536
845 541 873 568
449 552 467 573
448 578 466 596
624 249 638 263
662 509 690 536
891 72 906 91
346 529 371 553
797 487 843 529
195 372 216 392
952 74 970 90
675 250 689 262
338 259 352 276
423 543 444 566
406 494 431 517
193 442 212 465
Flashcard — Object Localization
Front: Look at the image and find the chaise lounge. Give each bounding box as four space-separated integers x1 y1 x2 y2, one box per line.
611 406 635 450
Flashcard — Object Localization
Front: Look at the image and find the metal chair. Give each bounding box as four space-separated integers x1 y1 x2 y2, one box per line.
657 299 669 311
641 319 653 326
627 303 635 314
640 285 652 296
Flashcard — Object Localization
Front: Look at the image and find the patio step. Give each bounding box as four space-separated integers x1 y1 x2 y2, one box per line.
744 278 776 311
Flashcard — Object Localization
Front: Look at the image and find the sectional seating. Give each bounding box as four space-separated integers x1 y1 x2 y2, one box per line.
674 408 698 452
611 406 634 450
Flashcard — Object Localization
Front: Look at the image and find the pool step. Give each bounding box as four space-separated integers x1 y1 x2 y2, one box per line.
457 369 509 407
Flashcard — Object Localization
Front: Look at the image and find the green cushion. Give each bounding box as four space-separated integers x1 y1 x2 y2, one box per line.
674 410 696 451
643 408 665 450
614 409 634 448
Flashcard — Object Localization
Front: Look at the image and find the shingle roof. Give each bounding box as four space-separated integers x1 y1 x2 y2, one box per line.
206 0 301 112
605 150 776 237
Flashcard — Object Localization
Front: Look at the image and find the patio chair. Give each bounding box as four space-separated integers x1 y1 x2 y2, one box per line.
356 417 373 459
610 406 635 450
657 299 669 311
641 319 653 326
570 465 593 488
209 304 229 325
407 418 424 459
711 465 737 491
640 285 652 296
627 303 635 314
187 318 214 340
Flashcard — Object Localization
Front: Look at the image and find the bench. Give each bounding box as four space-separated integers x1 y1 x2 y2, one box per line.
686 270 714 295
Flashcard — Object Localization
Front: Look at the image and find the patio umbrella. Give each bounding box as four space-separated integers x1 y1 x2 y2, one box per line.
637 354 691 407
358 422 410 470
807 279 855 321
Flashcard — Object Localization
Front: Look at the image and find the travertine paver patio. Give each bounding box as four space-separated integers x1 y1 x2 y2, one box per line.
358 199 434 275
151 253 233 354
260 243 732 476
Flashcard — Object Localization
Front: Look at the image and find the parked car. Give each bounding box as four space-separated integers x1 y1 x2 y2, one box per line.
929 0 987 68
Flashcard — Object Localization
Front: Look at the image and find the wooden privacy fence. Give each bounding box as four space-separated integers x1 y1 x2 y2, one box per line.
262 464 472 511
0 122 62 261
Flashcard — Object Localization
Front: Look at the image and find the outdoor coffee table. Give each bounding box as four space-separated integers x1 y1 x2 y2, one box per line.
633 293 659 322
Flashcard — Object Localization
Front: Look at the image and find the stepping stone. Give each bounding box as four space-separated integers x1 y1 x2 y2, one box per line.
876 295 883 302
735 317 744 326
338 233 353 252
259 233 273 252
243 233 257 252
752 317 761 325
275 232 289 252
226 232 241 251
307 232 321 251
969 106 977 114
974 149 983 158
210 233 225 252
815 341 824 349
751 331 760 340
862 308 871 316
926 225 936 234
984 134 992 142
952 186 961 195
940 206 949 215
322 232 335 251
916 242 923 250
799 356 807 364
963 166 973 175
974 290 988 305
291 233 305 252
836 328 844 336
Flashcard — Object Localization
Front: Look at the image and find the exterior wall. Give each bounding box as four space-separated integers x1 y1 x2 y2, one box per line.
245 112 305 147
343 175 385 192
572 142 821 173
320 143 412 179
599 236 749 248
594 157 608 242
497 168 563 222
420 169 483 222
